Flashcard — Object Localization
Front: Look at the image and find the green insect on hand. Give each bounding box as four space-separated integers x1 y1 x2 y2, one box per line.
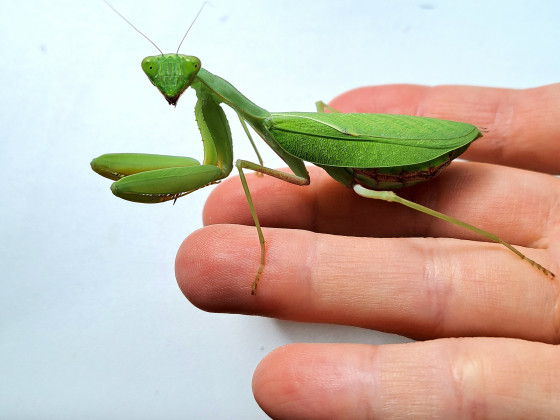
91 3 555 294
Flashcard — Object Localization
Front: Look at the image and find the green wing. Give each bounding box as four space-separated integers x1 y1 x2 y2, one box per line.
265 113 481 168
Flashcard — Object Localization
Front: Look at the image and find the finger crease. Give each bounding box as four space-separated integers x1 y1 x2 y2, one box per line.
422 240 449 336
451 344 490 419
491 90 517 163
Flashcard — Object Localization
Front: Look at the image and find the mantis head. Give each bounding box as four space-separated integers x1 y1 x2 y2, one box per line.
141 54 201 106
102 0 208 106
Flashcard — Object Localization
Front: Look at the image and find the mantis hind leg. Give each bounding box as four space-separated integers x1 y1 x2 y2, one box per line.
353 184 555 278
316 101 341 113
235 159 310 294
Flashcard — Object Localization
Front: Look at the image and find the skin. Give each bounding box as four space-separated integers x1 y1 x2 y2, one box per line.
175 83 560 419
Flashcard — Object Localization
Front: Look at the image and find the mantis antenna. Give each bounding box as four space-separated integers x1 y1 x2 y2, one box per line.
102 0 163 54
176 2 211 54
102 0 210 56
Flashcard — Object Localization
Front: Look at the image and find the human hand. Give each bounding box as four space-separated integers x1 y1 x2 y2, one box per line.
176 83 560 419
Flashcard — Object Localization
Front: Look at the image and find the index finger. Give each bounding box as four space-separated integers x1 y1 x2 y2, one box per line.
330 83 560 174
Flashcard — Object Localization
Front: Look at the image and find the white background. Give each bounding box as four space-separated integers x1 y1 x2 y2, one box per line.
1 1 558 418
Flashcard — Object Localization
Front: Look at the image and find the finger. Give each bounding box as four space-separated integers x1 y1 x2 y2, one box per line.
252 340 560 419
203 164 559 249
329 83 560 174
176 225 559 343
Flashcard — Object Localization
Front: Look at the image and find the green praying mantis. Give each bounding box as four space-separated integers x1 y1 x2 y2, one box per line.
91 3 555 294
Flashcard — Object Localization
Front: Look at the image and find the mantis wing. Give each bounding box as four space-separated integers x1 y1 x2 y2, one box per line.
266 113 481 169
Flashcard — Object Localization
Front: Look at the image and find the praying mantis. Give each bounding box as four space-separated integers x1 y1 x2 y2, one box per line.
91 3 555 294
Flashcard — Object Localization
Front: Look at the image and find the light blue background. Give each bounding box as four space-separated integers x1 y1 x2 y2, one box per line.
1 1 558 419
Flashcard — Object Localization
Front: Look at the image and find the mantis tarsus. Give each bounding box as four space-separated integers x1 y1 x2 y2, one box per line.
91 3 555 294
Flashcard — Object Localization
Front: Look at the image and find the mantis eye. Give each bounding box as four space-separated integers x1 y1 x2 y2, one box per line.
179 55 201 78
141 56 159 79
